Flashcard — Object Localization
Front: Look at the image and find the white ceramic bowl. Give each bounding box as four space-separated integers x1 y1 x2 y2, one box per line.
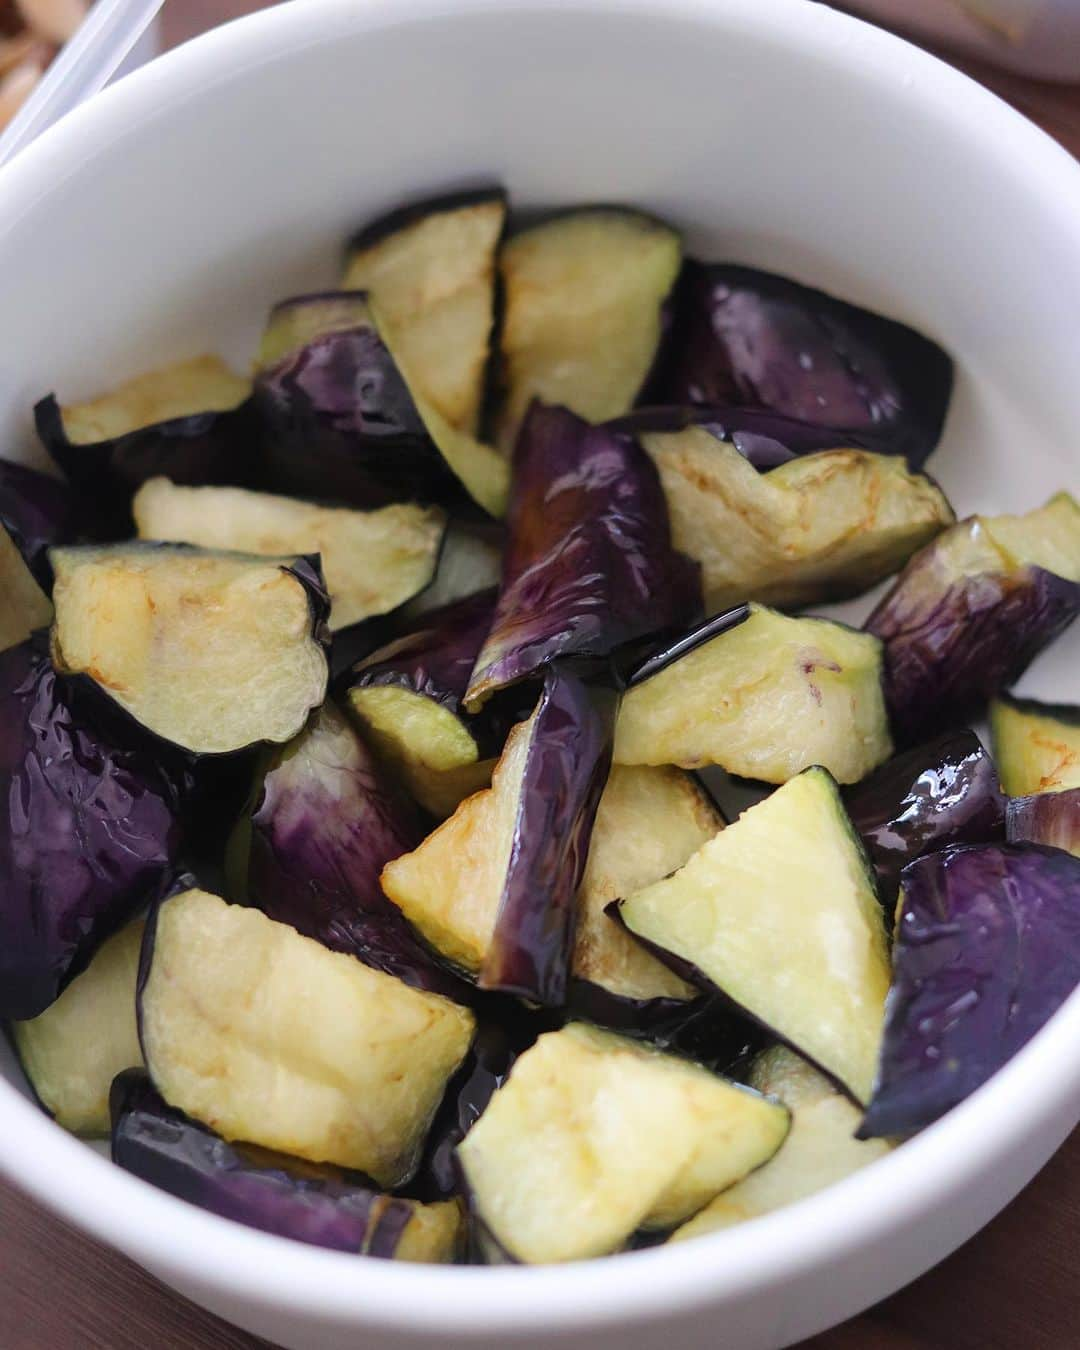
0 2 1078 1347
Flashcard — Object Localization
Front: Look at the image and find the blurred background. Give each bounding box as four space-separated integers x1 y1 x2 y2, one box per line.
1 0 1078 141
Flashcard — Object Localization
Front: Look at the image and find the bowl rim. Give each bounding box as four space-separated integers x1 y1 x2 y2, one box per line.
1 0 1080 1336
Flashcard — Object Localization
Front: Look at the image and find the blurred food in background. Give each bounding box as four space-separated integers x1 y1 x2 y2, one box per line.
0 0 88 130
840 1 1080 80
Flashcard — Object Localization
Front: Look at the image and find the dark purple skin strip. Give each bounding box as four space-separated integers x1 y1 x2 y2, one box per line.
34 393 258 538
858 843 1080 1138
237 704 470 1002
1006 788 1080 856
465 403 701 706
0 635 184 1021
110 1071 411 1255
865 557 1080 746
478 665 618 1006
253 293 467 511
0 457 74 589
409 1021 524 1203
624 604 751 688
844 730 1005 915
643 262 953 469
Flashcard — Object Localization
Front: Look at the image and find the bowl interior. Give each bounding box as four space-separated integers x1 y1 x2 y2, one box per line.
0 0 1077 1345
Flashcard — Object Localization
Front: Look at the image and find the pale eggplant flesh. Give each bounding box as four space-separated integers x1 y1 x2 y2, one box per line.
494 209 682 452
615 603 892 786
49 543 330 757
133 477 446 633
137 887 476 1186
456 1023 790 1263
616 767 891 1106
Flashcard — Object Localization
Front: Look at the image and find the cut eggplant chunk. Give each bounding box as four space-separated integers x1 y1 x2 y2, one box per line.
638 427 954 612
670 1047 892 1241
403 757 497 822
571 766 723 1012
343 190 507 437
111 1072 464 1260
860 843 1080 1138
844 730 1005 913
0 525 52 653
0 634 183 1021
346 589 498 793
1007 788 1080 858
494 209 682 452
138 888 475 1185
646 262 954 469
990 692 1080 797
382 666 616 1005
457 1023 789 1263
617 768 890 1104
466 404 701 709
615 603 892 786
866 493 1080 745
35 355 254 530
400 521 503 621
50 543 330 756
254 291 505 515
13 920 145 1135
132 477 444 633
229 702 467 1000
0 457 74 591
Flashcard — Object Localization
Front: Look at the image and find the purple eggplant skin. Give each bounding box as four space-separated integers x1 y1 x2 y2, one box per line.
479 665 619 1006
347 588 496 727
0 458 74 590
858 843 1080 1139
465 403 701 707
253 292 467 512
409 1021 521 1203
565 979 762 1072
1007 789 1080 857
866 560 1080 747
644 262 953 470
0 634 184 1020
844 731 1006 915
110 1071 423 1254
625 604 751 688
232 702 468 1002
34 394 257 538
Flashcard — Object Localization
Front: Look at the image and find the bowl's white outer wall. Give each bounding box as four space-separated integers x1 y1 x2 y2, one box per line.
0 1 1078 1346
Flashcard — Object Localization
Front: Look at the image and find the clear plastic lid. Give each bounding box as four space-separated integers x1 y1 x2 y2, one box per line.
0 0 164 167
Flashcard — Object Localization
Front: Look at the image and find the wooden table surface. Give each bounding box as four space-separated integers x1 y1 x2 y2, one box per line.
3 5 1079 1348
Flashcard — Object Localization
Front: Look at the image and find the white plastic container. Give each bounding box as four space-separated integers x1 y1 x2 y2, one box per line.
0 2 1077 1347
844 0 1080 80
